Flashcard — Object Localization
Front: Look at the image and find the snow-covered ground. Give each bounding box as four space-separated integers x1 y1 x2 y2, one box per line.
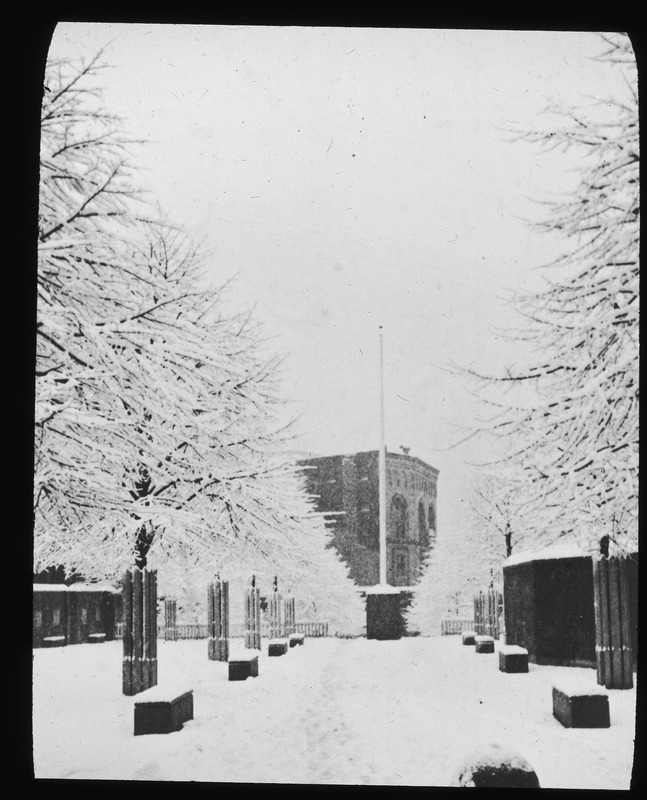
32 636 636 787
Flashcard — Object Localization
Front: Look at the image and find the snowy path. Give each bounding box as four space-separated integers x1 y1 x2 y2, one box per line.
32 636 636 787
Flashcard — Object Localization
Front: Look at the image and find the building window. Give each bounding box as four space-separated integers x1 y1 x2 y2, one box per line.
95 604 102 622
34 609 43 628
357 505 379 550
52 607 61 626
418 501 427 544
81 607 88 624
393 550 409 584
428 503 436 533
390 495 407 540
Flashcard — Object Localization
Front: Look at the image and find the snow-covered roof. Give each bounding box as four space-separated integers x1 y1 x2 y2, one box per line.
134 683 193 703
227 650 259 661
454 742 537 782
362 584 404 595
33 583 119 593
553 677 608 697
359 584 419 594
503 542 593 568
297 449 439 475
499 645 528 655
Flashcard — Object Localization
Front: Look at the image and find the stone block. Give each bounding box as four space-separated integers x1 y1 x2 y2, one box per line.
228 654 259 681
366 591 403 640
552 683 610 728
462 630 477 645
475 635 495 653
499 645 528 673
42 636 66 648
134 687 193 735
268 639 289 656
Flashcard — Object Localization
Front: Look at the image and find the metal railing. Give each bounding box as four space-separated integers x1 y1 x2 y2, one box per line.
116 620 330 639
440 617 475 636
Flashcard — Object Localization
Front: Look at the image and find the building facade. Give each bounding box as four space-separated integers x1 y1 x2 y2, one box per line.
299 449 438 587
33 583 121 647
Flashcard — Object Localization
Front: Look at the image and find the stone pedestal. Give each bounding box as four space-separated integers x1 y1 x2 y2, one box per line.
552 683 610 728
499 645 529 673
228 654 259 681
134 687 193 735
462 630 477 645
475 635 495 653
42 636 66 648
366 590 403 640
268 639 289 656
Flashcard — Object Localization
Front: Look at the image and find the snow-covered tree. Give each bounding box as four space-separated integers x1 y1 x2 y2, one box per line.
456 33 638 556
35 51 365 630
465 467 532 571
409 460 553 636
406 525 478 635
156 488 366 635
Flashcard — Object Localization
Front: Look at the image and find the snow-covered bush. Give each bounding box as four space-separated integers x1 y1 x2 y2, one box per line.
452 742 540 788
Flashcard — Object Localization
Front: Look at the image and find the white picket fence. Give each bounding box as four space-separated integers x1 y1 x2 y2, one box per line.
116 620 330 640
440 617 475 636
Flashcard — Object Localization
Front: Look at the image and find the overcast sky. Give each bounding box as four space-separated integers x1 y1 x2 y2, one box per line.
46 24 630 537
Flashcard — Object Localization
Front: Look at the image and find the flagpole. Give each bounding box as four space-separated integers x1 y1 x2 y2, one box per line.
378 326 387 585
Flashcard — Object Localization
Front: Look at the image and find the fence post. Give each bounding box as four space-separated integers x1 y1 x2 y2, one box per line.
473 592 481 636
472 588 501 639
284 595 296 637
479 592 483 636
146 570 158 688
487 588 501 639
207 576 229 662
487 589 493 637
268 576 284 639
122 567 158 696
616 556 635 686
497 590 505 643
245 576 262 650
122 570 133 694
164 599 177 641
593 555 633 689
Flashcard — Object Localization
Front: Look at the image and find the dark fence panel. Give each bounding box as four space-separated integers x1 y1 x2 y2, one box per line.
473 589 503 638
207 578 229 661
593 556 634 689
122 568 158 696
